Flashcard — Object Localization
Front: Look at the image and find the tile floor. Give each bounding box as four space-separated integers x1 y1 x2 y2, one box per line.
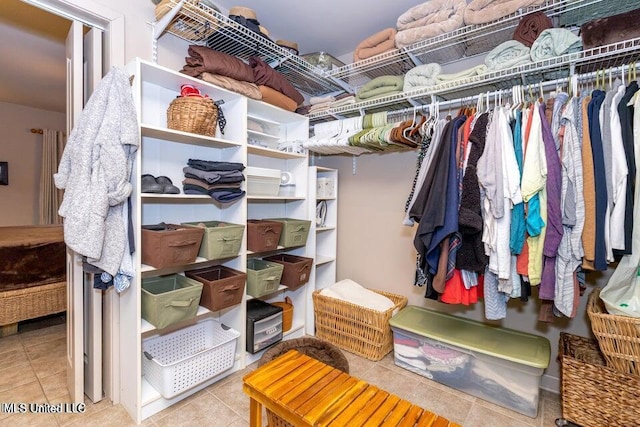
0 316 564 426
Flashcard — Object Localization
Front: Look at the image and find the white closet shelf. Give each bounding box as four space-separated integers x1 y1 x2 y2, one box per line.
247 195 306 201
283 322 305 337
316 226 336 232
246 145 307 159
141 256 237 278
308 36 640 123
154 0 634 103
141 305 212 334
315 256 335 266
247 130 280 141
142 124 241 148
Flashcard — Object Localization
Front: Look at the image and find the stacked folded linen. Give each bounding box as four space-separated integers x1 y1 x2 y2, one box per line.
181 159 246 203
581 8 640 50
513 11 552 47
530 28 582 61
395 0 467 49
354 28 398 62
181 45 255 82
200 72 262 100
403 63 487 91
249 56 304 106
258 85 298 112
309 95 336 105
463 0 545 26
355 75 404 102
484 40 532 71
331 95 356 108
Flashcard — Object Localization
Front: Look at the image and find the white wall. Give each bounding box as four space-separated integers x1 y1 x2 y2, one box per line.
315 150 607 392
0 102 65 226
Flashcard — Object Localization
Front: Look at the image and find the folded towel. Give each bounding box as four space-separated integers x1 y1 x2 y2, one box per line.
464 0 545 26
331 95 356 108
485 40 532 70
530 28 582 61
310 95 336 105
403 63 487 91
258 85 298 111
320 279 396 313
308 102 333 113
513 11 552 47
200 72 262 100
356 75 404 102
581 8 640 50
181 45 255 82
395 0 467 49
354 28 398 62
249 56 304 106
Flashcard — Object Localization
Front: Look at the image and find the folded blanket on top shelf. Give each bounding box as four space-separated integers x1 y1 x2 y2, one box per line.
395 0 467 49
257 85 298 112
354 28 398 62
331 95 356 108
530 28 582 61
484 40 532 70
200 72 262 100
310 95 336 105
403 63 488 91
513 11 552 47
355 75 404 102
580 8 640 50
463 0 545 26
249 56 304 106
181 45 255 82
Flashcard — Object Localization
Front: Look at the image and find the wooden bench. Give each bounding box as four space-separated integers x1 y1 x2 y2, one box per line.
243 349 461 427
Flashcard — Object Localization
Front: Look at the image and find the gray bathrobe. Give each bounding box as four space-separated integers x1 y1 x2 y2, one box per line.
54 66 139 275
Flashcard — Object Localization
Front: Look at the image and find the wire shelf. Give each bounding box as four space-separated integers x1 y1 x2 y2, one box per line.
155 0 346 95
307 37 640 122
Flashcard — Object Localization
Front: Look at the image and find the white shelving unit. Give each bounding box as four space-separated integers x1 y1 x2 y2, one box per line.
120 58 313 423
306 166 338 335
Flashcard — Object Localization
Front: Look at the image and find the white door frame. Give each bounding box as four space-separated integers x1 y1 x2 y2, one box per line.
21 0 125 404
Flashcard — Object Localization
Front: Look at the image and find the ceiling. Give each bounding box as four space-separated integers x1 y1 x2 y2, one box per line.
0 0 423 113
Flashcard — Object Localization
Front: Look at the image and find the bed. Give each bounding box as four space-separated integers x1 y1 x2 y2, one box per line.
0 225 67 336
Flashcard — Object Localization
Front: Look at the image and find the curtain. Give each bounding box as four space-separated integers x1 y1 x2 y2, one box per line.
39 129 66 224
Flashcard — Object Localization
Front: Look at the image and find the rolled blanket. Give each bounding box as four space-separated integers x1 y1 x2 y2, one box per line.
249 56 304 106
200 72 262 100
513 11 552 47
354 28 398 62
403 63 487 91
485 40 532 71
181 45 255 82
258 85 298 112
581 8 640 50
355 75 404 102
530 28 582 61
395 0 467 49
464 0 545 26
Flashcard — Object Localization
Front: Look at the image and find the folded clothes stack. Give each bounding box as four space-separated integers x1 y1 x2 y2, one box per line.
308 94 336 114
182 158 246 203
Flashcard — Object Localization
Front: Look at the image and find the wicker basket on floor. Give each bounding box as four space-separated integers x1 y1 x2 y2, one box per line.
587 287 640 375
312 288 407 361
559 332 640 427
167 96 218 137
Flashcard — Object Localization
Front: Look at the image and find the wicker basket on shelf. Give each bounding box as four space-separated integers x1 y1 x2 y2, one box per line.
167 96 218 137
559 332 640 427
587 287 640 376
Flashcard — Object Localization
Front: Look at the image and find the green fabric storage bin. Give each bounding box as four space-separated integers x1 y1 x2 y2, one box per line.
269 218 311 248
246 259 284 298
181 221 245 260
142 275 203 329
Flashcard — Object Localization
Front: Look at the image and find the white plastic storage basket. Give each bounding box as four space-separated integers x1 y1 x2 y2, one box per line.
142 318 240 399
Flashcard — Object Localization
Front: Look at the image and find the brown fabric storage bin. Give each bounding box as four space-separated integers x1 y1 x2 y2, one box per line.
142 224 204 269
263 254 313 290
247 220 283 252
185 265 247 311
